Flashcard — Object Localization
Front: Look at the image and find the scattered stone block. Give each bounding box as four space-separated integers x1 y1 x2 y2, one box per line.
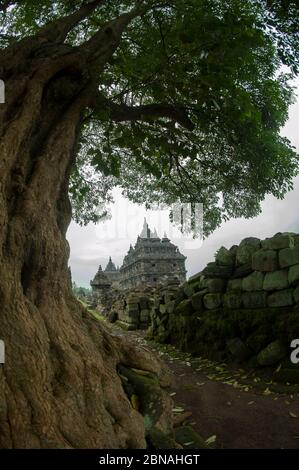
239 237 261 248
115 320 137 331
257 340 287 366
202 263 233 279
205 278 227 293
175 298 194 315
174 426 207 449
203 293 223 309
223 291 243 309
227 278 243 290
140 309 150 322
190 291 206 311
236 238 260 265
159 304 167 314
165 300 176 314
252 249 278 272
188 272 203 285
267 289 294 307
183 283 195 298
263 270 289 291
147 427 177 449
242 271 264 291
279 246 299 268
231 263 253 279
227 337 251 361
215 246 235 266
293 285 299 303
288 264 299 285
261 234 296 250
242 291 268 308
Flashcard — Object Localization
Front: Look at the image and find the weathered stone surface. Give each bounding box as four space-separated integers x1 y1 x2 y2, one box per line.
294 285 299 303
188 272 203 285
115 320 137 331
240 237 261 248
227 337 251 361
203 293 223 309
242 291 268 308
257 340 287 366
118 364 173 435
227 278 243 290
229 245 238 256
108 311 118 323
127 310 140 323
231 262 253 279
147 427 177 449
263 270 289 291
215 246 235 266
279 246 299 268
165 300 176 314
236 238 261 265
140 309 150 322
127 303 139 314
159 304 167 314
175 298 194 315
204 278 227 293
288 264 299 285
242 271 264 291
174 426 207 449
202 263 233 279
267 289 294 307
191 291 206 311
261 234 295 250
252 249 278 272
139 297 149 310
223 291 243 309
183 283 195 298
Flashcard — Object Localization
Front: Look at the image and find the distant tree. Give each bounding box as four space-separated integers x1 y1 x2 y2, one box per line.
72 282 91 299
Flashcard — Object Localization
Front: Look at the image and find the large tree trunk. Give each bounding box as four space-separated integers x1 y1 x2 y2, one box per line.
0 36 170 448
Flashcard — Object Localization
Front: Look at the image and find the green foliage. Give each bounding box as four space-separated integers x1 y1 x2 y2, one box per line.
1 0 298 234
72 281 91 299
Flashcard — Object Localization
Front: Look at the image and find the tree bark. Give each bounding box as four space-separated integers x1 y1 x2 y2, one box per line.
0 33 171 448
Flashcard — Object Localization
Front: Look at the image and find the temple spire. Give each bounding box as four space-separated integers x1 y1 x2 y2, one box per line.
140 217 149 238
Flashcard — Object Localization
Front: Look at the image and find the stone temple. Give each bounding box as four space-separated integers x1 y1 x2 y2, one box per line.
91 218 186 294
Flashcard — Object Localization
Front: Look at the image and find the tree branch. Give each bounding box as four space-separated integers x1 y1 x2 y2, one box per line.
91 94 195 130
80 7 145 61
37 0 106 43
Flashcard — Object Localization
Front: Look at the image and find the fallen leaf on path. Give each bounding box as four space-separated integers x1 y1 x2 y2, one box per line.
205 435 217 445
172 407 185 413
173 411 192 427
289 412 298 418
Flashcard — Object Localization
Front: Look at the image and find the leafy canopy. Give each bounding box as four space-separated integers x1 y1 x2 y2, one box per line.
1 0 298 235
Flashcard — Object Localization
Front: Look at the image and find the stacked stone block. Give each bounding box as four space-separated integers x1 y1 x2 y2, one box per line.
148 232 299 379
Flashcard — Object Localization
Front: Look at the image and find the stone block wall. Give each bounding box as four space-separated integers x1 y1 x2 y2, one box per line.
96 280 180 330
148 233 299 381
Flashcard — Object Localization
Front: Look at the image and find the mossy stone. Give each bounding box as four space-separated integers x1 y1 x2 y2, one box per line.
147 427 176 449
174 426 207 449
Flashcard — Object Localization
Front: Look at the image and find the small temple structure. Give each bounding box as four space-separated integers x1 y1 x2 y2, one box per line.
90 218 186 295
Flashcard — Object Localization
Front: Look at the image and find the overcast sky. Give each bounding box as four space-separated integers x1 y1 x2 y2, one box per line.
67 81 299 288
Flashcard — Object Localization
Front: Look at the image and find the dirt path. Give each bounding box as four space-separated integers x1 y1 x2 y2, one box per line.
123 330 299 449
